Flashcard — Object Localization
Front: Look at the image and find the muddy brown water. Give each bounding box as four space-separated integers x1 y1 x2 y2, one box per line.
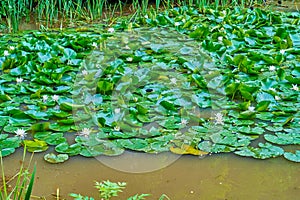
1 149 299 200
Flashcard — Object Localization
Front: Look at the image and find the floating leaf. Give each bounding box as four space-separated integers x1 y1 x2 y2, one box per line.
235 143 284 159
284 151 300 163
170 144 208 156
23 139 49 153
264 132 300 145
55 142 82 156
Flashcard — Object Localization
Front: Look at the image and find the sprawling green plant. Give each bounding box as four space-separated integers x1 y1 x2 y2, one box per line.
69 180 170 200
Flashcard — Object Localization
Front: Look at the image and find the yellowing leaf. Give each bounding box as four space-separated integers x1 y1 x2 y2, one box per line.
170 144 208 156
23 139 48 152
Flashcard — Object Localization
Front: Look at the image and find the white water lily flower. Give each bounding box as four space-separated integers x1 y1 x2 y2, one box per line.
108 27 115 33
218 36 223 42
79 128 92 138
9 46 15 51
82 70 88 76
248 106 255 112
275 96 281 101
144 15 149 19
52 94 59 102
170 78 177 85
3 50 9 56
269 65 276 71
214 113 224 125
124 45 130 50
92 42 98 48
133 97 138 102
42 95 48 102
180 119 188 126
280 49 285 54
126 57 133 62
174 22 180 26
114 108 121 114
292 84 299 91
16 77 23 84
14 129 27 139
114 126 120 131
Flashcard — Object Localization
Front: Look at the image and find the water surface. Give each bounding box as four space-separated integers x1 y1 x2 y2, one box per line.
2 149 299 200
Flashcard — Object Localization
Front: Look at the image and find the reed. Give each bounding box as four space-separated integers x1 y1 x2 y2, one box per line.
0 147 36 200
0 0 264 33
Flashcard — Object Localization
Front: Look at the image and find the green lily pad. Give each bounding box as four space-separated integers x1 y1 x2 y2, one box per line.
25 110 49 120
235 143 284 159
115 138 150 152
283 151 300 163
0 148 16 157
31 122 50 132
264 132 300 145
80 140 124 157
198 141 235 153
55 142 82 156
34 132 66 145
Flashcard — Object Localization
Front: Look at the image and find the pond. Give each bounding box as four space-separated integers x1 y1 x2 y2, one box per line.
1 5 300 200
2 149 300 199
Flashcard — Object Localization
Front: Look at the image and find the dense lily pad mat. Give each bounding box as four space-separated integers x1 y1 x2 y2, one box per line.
0 7 299 163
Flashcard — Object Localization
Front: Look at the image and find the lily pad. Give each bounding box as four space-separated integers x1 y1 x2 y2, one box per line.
170 144 208 156
264 132 300 145
235 143 284 159
283 151 300 163
23 139 49 152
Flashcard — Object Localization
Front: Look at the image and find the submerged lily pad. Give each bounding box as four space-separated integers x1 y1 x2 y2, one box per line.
44 153 69 164
80 140 124 157
170 144 208 156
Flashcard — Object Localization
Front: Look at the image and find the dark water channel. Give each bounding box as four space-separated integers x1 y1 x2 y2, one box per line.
2 149 299 200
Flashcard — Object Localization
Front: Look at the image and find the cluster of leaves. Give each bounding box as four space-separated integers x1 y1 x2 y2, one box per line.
0 6 299 163
69 180 169 200
134 6 300 161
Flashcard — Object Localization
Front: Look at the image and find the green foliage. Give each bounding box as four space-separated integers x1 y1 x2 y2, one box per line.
95 180 126 200
69 180 169 200
0 147 36 200
0 6 299 162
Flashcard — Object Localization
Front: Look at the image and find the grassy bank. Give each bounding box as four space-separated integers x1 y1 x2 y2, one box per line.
0 0 268 33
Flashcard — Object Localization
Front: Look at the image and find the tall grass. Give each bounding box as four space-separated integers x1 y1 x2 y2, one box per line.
0 147 36 200
0 0 267 33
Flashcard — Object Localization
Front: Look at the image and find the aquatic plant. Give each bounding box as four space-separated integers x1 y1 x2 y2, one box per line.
69 180 170 200
0 6 299 163
0 147 36 200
